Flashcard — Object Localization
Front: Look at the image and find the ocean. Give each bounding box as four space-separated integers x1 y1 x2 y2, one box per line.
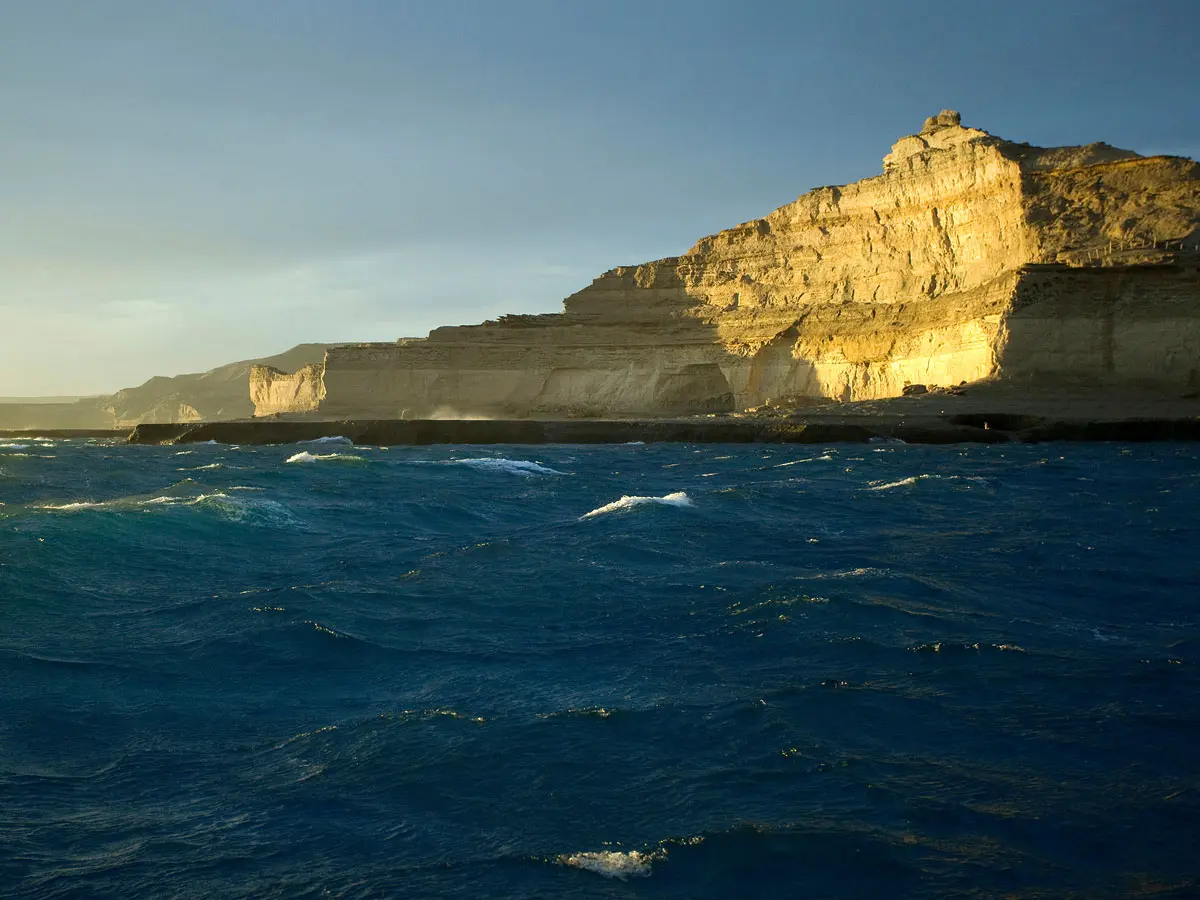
1 437 1197 898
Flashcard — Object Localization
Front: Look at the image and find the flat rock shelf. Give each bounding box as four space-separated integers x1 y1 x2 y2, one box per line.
121 416 1200 446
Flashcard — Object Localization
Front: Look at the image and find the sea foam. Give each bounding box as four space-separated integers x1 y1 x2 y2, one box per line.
285 451 365 464
452 458 562 476
37 492 227 512
556 849 659 879
35 491 299 527
866 474 988 491
300 435 354 446
581 491 692 519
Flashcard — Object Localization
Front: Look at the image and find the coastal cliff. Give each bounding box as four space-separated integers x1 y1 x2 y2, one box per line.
255 112 1200 418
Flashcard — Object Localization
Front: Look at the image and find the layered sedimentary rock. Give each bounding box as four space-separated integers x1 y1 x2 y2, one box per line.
250 362 325 416
255 112 1200 418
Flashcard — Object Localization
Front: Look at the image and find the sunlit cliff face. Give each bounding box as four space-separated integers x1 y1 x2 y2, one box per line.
246 112 1199 420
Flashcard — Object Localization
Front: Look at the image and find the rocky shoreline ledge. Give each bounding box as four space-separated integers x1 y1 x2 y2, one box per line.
112 413 1199 446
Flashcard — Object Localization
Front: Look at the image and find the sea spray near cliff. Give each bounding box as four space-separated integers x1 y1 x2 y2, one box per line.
2 439 1199 898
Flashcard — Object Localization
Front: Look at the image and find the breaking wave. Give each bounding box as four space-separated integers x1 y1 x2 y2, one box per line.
581 491 692 519
773 454 834 467
34 491 300 527
36 494 222 512
285 451 366 464
300 436 354 446
556 848 661 880
866 474 989 491
452 458 562 476
868 475 925 490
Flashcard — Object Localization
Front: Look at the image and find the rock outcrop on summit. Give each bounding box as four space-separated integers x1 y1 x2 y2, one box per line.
255 112 1200 419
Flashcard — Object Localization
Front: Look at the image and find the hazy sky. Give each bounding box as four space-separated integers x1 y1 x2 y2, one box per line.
3 0 1198 395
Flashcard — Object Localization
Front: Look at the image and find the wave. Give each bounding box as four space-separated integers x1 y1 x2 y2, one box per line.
581 491 692 519
810 567 889 579
35 494 222 512
299 435 354 446
203 494 302 528
556 848 661 880
866 474 989 491
452 458 562 476
34 490 300 528
285 451 365 464
538 705 618 720
773 454 834 468
909 640 1028 655
179 463 223 471
868 475 925 491
0 443 29 449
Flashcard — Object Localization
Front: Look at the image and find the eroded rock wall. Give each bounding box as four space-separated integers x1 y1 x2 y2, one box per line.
250 363 325 416
999 263 1200 387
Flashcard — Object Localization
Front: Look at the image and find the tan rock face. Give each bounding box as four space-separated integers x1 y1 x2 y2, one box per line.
254 114 1200 418
250 363 325 416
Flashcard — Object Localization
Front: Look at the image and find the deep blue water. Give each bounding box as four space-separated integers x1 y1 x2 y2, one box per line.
1 437 1198 899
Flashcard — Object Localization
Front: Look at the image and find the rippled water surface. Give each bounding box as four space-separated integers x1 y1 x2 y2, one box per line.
1 437 1198 898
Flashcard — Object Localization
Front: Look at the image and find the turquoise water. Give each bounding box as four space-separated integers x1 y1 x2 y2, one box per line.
1 438 1198 898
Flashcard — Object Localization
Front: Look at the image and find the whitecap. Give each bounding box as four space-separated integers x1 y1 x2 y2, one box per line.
285 451 365 464
37 500 108 511
773 454 833 468
180 463 223 471
300 435 354 446
0 443 29 449
581 491 692 519
557 849 659 880
866 474 987 491
810 567 888 579
868 476 925 491
453 458 562 476
34 490 297 527
36 493 222 512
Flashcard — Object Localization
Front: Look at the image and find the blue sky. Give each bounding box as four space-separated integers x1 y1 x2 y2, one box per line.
2 0 1198 394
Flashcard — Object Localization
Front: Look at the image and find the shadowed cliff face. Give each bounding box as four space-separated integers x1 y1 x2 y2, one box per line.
254 112 1200 419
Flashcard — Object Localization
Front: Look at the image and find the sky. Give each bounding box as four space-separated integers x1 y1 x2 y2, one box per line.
2 0 1198 396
